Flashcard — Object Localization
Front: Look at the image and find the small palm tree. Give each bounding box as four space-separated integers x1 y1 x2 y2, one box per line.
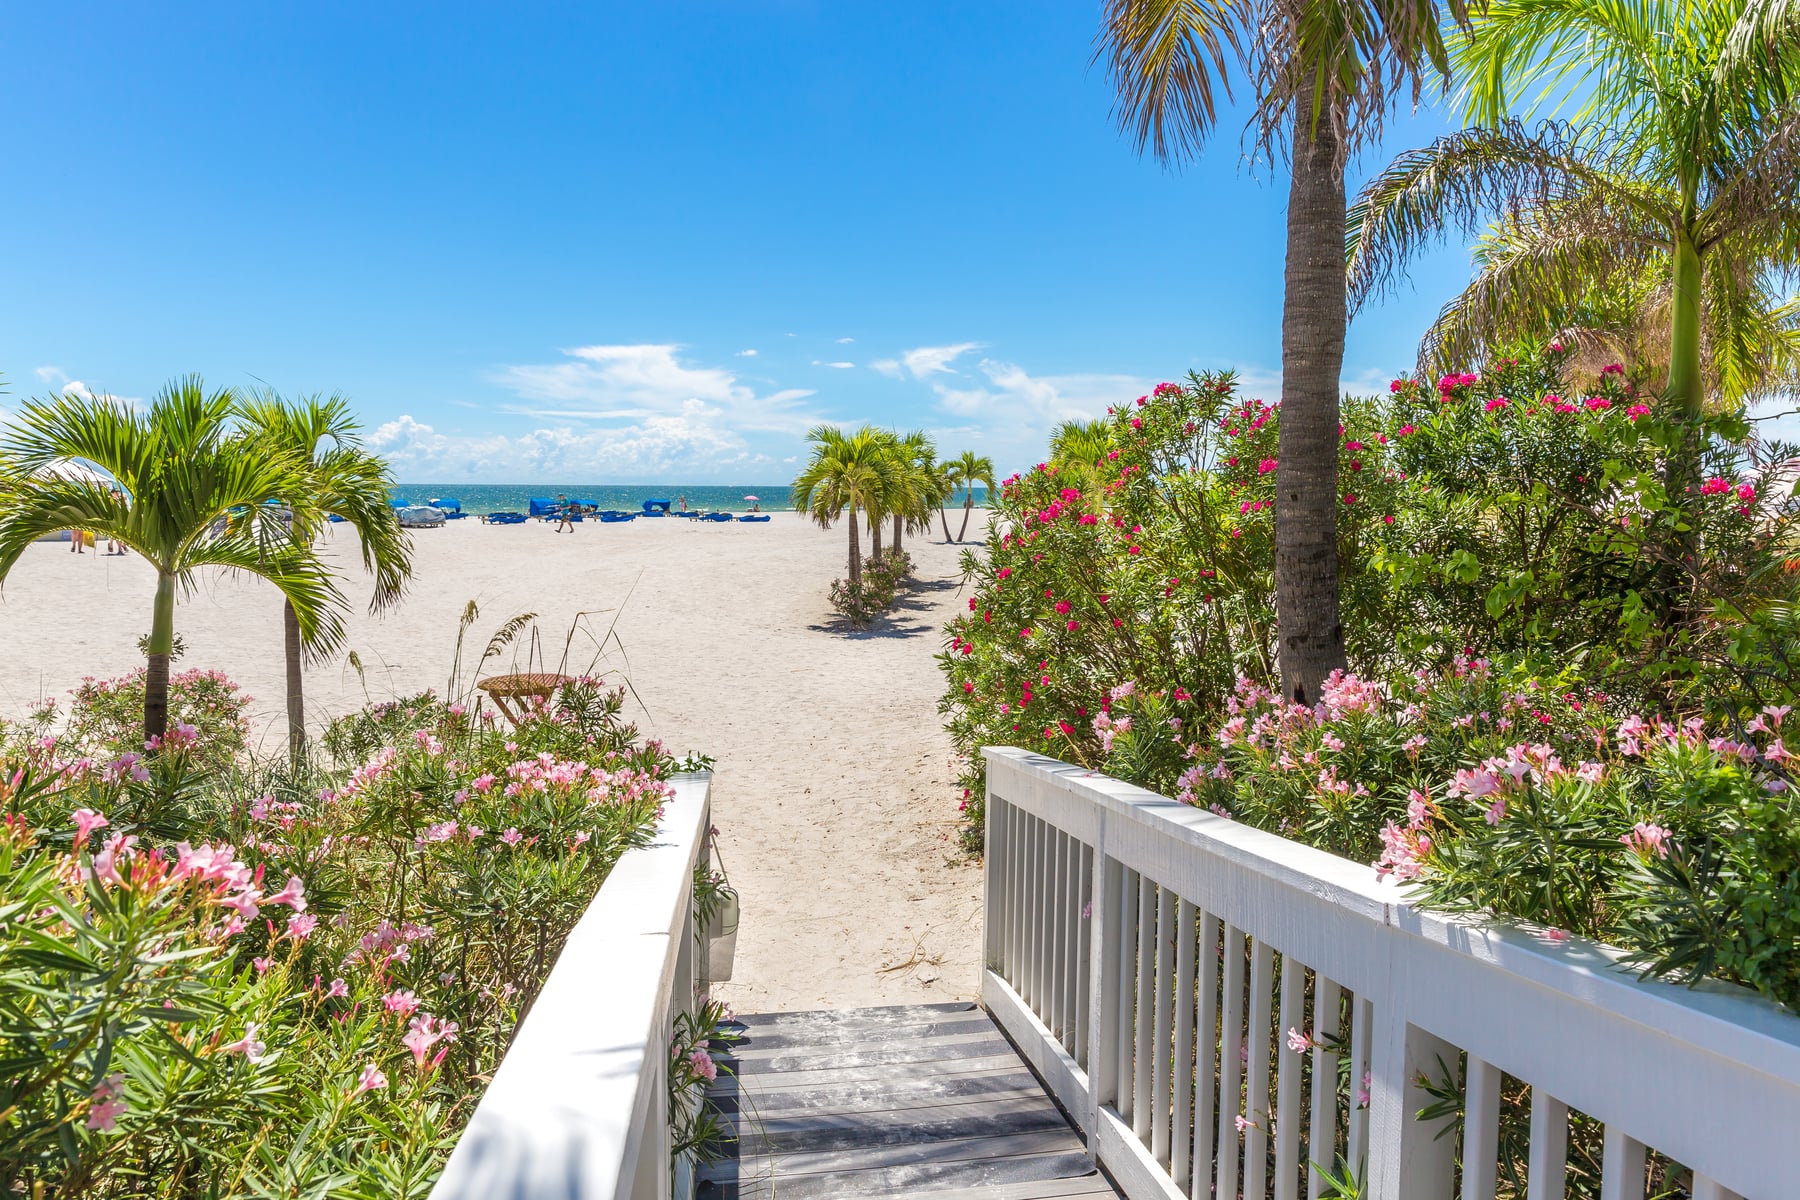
944 451 996 543
888 430 939 556
0 378 347 742
1098 0 1465 704
237 391 415 766
791 425 899 587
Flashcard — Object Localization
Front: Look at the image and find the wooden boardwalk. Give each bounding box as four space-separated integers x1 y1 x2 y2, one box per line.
699 1002 1120 1200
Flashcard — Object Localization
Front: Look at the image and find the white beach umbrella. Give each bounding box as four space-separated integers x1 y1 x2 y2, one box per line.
35 458 115 487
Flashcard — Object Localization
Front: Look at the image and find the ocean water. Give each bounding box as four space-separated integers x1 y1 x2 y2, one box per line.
391 484 989 516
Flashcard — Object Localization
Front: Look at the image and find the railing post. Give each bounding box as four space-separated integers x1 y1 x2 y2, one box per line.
1086 812 1117 1142
1366 1006 1459 1200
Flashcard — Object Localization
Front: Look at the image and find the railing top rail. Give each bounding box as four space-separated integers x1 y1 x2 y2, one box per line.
983 746 1800 1085
431 771 713 1200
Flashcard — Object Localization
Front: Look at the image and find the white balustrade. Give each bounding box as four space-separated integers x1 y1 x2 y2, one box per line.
982 748 1800 1200
432 772 715 1200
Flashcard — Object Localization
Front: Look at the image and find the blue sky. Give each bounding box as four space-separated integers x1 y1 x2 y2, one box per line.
0 2 1479 482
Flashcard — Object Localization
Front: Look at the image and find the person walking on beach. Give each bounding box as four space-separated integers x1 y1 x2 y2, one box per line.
554 494 574 533
678 494 688 513
70 527 85 554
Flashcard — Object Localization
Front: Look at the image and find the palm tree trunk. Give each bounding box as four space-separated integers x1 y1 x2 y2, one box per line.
284 598 306 768
870 514 883 559
892 514 903 555
939 504 952 542
848 504 863 587
144 571 176 743
1273 109 1350 706
957 498 974 542
1663 222 1706 505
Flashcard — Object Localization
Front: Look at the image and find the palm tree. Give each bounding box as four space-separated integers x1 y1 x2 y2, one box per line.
791 425 899 587
237 391 415 766
1346 0 1800 494
1402 199 1800 405
0 378 347 742
944 451 996 543
1097 0 1464 705
888 430 939 556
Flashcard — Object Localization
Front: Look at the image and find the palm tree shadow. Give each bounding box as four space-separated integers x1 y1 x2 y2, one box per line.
807 613 935 639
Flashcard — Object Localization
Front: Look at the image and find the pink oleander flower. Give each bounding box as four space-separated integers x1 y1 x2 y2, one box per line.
383 989 422 1018
71 808 109 848
1406 790 1431 830
324 977 350 999
403 1013 460 1070
1621 822 1671 859
1484 795 1507 825
220 1022 267 1063
1285 1028 1313 1054
1540 927 1571 944
266 875 307 912
1357 1070 1371 1107
85 1073 127 1132
286 912 318 940
1738 482 1756 503
688 1047 717 1082
1701 477 1731 495
92 833 138 888
352 1063 388 1097
1765 704 1792 729
1235 1114 1254 1132
500 827 523 847
1626 403 1651 421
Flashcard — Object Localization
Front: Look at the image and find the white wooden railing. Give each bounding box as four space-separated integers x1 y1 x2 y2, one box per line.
982 748 1800 1200
433 771 714 1200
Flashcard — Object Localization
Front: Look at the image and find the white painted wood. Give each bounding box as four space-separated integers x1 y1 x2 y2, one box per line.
1307 977 1341 1200
985 966 1095 1166
1133 876 1155 1140
1076 842 1093 1070
1172 899 1197 1194
982 750 1800 1200
1152 886 1176 1167
1690 1175 1741 1200
1274 960 1304 1200
432 774 711 1200
1093 853 1124 1117
1095 1104 1197 1200
1367 1019 1458 1200
1527 1089 1569 1200
984 793 1005 977
1118 867 1139 1123
1346 995 1371 1181
1216 924 1246 1200
1598 1127 1645 1200
1051 826 1070 1043
1192 912 1220 1200
1245 938 1275 1200
1461 1055 1502 1200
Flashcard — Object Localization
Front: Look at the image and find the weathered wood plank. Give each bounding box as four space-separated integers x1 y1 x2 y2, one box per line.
700 1004 1119 1199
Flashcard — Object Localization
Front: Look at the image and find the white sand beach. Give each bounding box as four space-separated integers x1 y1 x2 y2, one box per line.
0 513 985 1012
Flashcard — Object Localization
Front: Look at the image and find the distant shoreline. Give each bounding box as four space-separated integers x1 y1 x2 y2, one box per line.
390 483 992 516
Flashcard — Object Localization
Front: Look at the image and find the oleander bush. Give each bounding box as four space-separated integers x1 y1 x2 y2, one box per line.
0 670 678 1198
939 347 1800 1008
10 667 252 775
828 547 916 626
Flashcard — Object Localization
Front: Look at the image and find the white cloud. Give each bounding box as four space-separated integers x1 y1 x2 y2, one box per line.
812 360 856 369
368 400 768 482
922 358 1153 469
836 337 855 344
29 366 141 408
491 343 817 435
900 342 984 378
737 348 758 357
871 359 904 379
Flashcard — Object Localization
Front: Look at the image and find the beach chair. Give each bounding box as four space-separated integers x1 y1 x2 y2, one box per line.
482 512 528 525
737 514 772 522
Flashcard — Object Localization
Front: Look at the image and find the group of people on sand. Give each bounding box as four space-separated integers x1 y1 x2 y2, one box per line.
69 487 130 556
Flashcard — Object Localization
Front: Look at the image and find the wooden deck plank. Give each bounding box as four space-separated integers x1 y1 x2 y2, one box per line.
700 1004 1123 1200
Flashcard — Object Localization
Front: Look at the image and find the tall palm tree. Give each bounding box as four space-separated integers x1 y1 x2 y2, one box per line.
791 425 899 587
1097 0 1464 705
944 451 996 543
1401 198 1800 405
237 391 415 766
1346 0 1800 494
0 378 347 742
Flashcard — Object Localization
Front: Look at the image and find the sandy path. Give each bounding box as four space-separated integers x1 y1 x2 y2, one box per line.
0 514 984 1011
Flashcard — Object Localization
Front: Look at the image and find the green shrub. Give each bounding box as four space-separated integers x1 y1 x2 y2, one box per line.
0 681 674 1197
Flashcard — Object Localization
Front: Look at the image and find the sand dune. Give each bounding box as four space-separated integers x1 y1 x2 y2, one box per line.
0 512 985 1011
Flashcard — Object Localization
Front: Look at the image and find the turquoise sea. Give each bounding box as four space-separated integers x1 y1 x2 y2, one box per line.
391 484 988 516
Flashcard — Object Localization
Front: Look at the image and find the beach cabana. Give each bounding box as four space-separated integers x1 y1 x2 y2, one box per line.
527 498 558 518
642 498 672 513
428 498 467 519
